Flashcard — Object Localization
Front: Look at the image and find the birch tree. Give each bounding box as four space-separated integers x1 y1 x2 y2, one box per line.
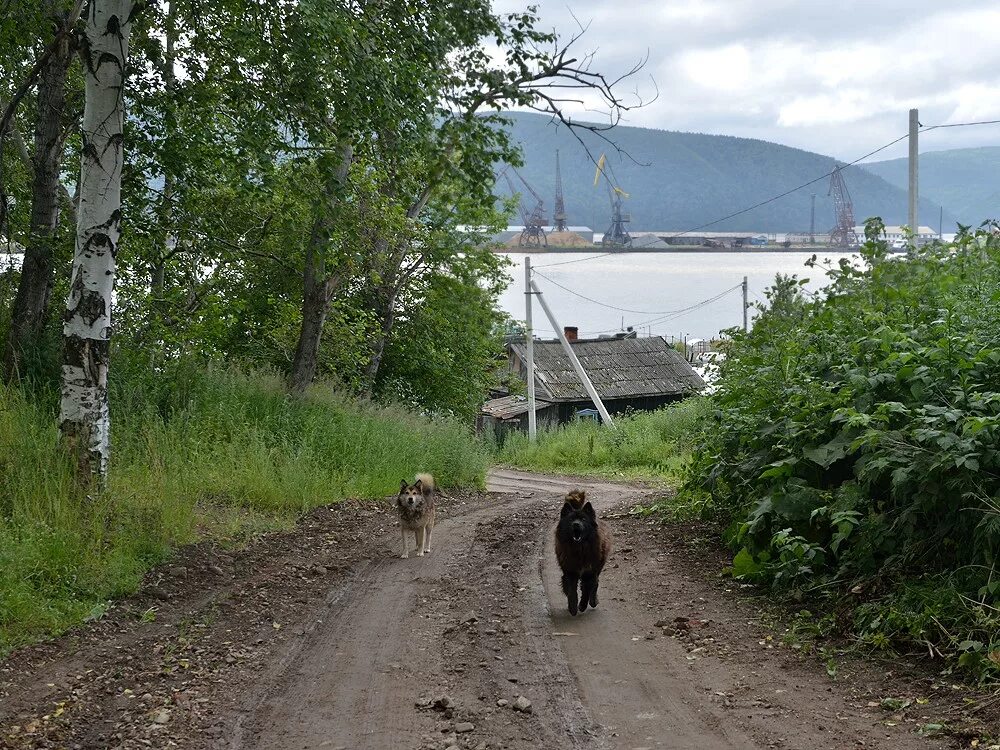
60 0 136 480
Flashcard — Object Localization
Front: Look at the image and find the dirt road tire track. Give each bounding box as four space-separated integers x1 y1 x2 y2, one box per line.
1 469 979 749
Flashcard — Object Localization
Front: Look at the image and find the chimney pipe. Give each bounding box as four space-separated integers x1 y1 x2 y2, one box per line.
563 326 578 342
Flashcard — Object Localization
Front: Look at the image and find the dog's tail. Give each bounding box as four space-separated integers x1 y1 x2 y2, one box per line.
415 473 435 491
566 488 586 508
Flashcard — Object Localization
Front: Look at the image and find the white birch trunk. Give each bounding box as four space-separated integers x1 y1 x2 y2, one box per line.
60 0 135 480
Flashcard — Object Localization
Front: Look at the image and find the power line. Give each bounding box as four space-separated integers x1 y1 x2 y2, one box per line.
922 118 1000 132
532 117 1000 271
535 132 912 270
578 283 743 336
533 269 711 315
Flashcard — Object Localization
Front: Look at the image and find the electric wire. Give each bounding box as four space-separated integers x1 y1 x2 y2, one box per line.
565 283 743 336
531 117 1000 271
532 268 724 315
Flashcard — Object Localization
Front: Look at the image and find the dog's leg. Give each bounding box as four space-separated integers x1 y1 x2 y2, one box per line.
423 523 433 554
415 526 425 557
400 527 409 559
561 572 579 616
580 572 596 612
589 571 600 607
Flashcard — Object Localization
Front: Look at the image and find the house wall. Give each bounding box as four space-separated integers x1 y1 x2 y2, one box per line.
554 393 686 423
477 404 559 445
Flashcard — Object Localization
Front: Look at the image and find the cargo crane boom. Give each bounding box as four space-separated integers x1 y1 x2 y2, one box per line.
502 167 547 248
828 165 859 247
594 154 631 247
553 150 568 232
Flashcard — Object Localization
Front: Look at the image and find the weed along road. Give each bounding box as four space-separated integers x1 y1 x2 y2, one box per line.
1 470 955 749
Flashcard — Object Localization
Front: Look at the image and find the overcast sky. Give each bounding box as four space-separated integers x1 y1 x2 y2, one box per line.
494 0 1000 163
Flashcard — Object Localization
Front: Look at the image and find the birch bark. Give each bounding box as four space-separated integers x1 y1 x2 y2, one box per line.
60 0 135 480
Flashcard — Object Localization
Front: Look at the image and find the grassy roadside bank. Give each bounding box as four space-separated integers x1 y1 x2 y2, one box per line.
0 365 487 656
496 397 709 484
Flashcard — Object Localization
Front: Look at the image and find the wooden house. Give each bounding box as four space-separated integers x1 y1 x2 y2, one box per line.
501 331 705 424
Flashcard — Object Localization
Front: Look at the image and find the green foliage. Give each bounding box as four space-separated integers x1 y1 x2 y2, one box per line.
498 398 709 482
0 0 635 658
685 220 1000 675
0 364 487 654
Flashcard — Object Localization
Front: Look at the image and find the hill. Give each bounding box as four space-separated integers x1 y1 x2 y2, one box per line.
498 112 953 235
864 147 1000 227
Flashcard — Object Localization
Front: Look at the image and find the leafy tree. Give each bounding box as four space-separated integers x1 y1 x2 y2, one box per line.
60 0 138 479
1 0 83 381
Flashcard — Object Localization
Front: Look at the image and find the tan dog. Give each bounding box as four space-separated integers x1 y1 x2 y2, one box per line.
565 488 587 509
396 473 436 558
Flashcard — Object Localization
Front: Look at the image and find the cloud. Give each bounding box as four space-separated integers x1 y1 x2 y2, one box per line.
493 0 1000 160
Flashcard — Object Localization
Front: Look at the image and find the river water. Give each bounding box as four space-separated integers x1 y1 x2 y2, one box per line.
3 250 857 343
498 250 856 341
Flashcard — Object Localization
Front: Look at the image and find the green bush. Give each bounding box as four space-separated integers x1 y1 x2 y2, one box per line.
685 220 1000 676
498 397 709 481
0 363 487 654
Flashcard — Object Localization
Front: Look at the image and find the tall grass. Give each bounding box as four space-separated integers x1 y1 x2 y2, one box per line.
497 397 709 482
0 364 488 654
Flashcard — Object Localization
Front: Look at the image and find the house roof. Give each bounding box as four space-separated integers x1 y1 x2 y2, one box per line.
481 394 552 420
508 336 705 402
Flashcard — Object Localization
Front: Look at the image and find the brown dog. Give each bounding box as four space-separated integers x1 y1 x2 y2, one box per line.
396 473 436 558
565 488 587 509
554 489 611 616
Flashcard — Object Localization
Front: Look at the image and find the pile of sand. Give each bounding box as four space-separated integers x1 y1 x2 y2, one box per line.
545 231 594 248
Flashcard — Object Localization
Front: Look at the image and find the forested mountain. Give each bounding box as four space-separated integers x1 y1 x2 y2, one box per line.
865 147 1000 227
500 112 954 233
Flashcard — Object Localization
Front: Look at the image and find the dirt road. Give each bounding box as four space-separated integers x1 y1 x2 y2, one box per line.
1 470 979 749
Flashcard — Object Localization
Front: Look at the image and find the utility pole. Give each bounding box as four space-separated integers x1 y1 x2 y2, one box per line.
908 108 919 235
939 206 943 240
809 193 816 244
742 276 749 332
524 257 536 441
529 279 615 428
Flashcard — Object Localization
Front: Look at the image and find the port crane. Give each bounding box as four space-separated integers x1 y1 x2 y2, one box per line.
594 154 632 247
502 167 548 247
828 164 859 247
553 150 568 232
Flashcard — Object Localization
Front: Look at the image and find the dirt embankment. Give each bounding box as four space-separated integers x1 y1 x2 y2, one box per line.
1 469 993 749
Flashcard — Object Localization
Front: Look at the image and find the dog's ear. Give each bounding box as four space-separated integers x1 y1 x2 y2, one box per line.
413 478 423 491
400 479 408 492
582 501 596 519
560 501 574 518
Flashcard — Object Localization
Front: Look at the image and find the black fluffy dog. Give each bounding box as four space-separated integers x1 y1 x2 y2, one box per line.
554 492 612 616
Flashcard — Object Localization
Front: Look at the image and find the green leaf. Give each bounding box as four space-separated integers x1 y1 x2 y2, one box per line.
803 432 854 468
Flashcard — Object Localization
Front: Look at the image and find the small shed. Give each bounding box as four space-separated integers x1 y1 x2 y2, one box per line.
506 334 705 423
476 394 556 444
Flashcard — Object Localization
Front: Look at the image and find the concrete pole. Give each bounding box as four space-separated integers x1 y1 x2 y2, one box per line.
908 108 919 236
742 276 749 332
809 193 816 244
524 257 536 441
529 279 615 428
